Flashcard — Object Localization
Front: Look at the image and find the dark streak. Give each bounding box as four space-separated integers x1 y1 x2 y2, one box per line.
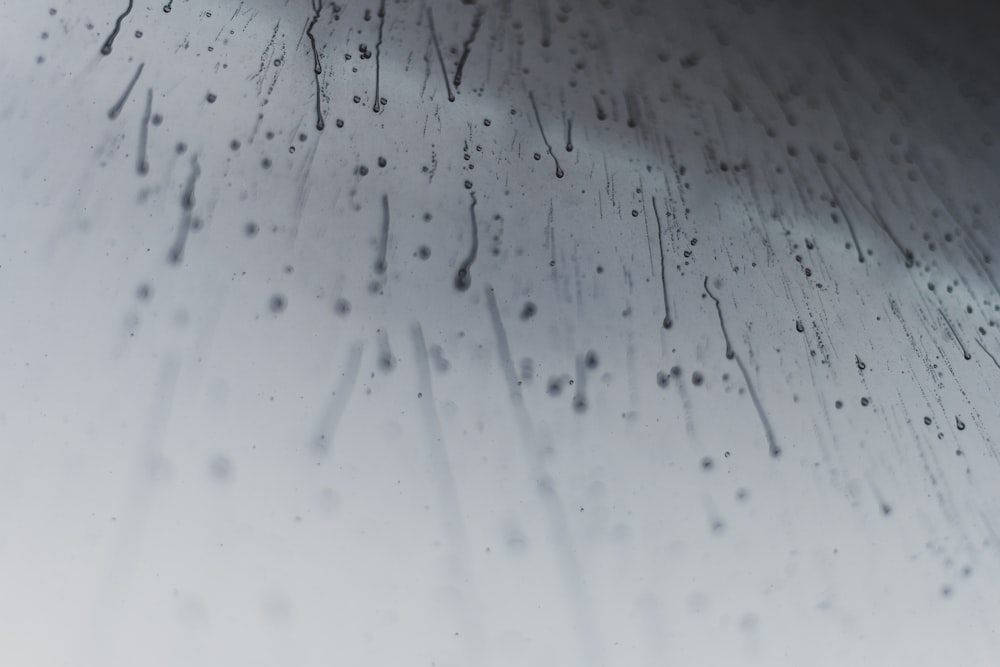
976 339 1000 370
573 355 588 413
565 117 573 152
310 343 364 457
427 8 455 103
87 358 180 665
829 162 913 267
623 90 639 128
180 156 199 212
814 153 865 263
485 287 526 408
410 324 466 541
373 0 386 112
167 155 200 265
537 0 552 47
107 63 144 120
409 321 485 659
940 309 972 360
915 159 1000 297
704 277 780 458
593 95 607 121
454 191 478 291
483 286 605 667
137 88 152 176
375 194 389 275
376 330 395 371
651 197 673 329
528 91 564 178
869 199 914 267
100 0 134 55
703 278 734 359
453 9 483 90
306 0 326 131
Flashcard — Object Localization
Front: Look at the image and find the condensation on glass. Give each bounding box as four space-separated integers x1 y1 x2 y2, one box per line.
0 0 998 665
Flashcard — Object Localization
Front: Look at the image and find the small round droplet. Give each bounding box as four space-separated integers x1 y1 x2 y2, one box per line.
209 455 233 481
269 294 287 313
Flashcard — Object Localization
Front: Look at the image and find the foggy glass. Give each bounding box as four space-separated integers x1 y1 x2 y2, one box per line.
1 0 999 665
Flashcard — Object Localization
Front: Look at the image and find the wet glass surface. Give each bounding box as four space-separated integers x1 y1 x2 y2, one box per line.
1 0 999 664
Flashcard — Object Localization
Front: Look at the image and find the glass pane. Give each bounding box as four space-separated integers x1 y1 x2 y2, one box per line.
1 0 998 665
